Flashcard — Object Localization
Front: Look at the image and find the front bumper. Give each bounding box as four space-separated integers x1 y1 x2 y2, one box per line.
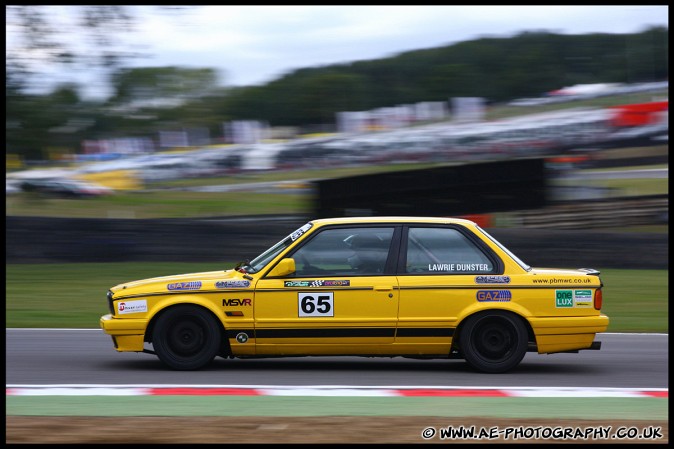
100 314 147 352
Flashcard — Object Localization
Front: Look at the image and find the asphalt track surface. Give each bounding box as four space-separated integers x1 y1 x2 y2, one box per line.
5 330 668 389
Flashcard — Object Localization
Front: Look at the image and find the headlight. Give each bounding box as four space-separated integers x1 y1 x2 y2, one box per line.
107 290 115 315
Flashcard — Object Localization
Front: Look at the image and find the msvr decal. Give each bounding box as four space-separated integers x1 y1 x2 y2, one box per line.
222 298 252 306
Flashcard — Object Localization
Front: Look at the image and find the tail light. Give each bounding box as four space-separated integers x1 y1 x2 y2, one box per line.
594 288 603 310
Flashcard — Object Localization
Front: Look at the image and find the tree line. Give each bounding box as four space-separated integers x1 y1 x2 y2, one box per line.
6 26 668 162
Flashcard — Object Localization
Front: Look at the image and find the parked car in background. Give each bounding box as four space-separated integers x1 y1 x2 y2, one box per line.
6 179 22 195
19 178 113 198
100 216 609 373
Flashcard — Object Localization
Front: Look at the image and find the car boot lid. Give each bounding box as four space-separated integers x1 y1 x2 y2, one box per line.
530 267 601 276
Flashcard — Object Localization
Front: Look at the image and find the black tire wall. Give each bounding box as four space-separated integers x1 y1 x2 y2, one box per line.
5 215 667 269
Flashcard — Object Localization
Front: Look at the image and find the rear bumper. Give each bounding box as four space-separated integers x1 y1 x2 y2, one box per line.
528 340 601 353
529 314 609 354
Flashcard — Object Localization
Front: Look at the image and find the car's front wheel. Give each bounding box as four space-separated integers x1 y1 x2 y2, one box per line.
152 305 222 370
459 311 528 373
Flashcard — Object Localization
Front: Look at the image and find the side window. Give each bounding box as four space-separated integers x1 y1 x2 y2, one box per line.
405 227 494 274
292 227 394 277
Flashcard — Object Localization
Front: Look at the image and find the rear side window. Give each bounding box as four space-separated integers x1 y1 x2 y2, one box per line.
405 227 494 274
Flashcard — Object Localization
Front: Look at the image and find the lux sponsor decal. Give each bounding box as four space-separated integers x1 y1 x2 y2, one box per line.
555 290 573 307
556 289 593 308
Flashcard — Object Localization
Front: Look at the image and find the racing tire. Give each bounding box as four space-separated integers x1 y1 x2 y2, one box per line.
459 310 528 374
152 305 222 370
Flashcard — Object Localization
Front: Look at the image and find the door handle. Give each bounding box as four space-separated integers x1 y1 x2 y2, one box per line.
374 286 395 298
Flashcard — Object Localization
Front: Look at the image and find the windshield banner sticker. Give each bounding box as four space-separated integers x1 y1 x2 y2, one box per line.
290 223 313 241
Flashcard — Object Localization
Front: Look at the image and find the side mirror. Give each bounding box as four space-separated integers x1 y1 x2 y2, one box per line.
267 258 296 277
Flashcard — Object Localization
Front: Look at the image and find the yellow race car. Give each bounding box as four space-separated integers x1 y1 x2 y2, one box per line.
100 216 608 373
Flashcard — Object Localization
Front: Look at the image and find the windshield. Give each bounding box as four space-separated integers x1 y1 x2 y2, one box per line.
244 222 313 273
475 225 531 271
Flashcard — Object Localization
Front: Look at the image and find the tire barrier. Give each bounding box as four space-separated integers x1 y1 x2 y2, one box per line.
5 214 667 269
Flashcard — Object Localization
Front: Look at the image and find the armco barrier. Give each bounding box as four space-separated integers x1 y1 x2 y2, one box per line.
5 214 667 269
5 215 305 265
516 195 668 230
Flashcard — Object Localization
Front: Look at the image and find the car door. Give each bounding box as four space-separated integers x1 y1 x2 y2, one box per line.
253 225 400 355
395 225 504 355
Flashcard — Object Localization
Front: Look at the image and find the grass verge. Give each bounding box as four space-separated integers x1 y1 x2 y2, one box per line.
5 263 668 332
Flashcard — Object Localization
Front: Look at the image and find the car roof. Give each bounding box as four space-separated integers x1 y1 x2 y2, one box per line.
309 216 477 227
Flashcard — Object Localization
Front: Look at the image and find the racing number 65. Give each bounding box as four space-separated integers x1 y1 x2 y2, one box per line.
298 292 334 317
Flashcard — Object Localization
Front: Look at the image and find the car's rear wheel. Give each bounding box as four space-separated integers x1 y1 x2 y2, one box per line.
152 305 222 370
459 311 528 373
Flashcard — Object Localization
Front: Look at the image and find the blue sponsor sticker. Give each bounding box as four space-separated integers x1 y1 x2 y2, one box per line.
477 290 512 302
215 280 251 288
475 275 511 284
167 281 202 291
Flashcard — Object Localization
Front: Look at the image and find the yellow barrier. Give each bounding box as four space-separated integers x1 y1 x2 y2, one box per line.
6 154 23 170
75 170 143 191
